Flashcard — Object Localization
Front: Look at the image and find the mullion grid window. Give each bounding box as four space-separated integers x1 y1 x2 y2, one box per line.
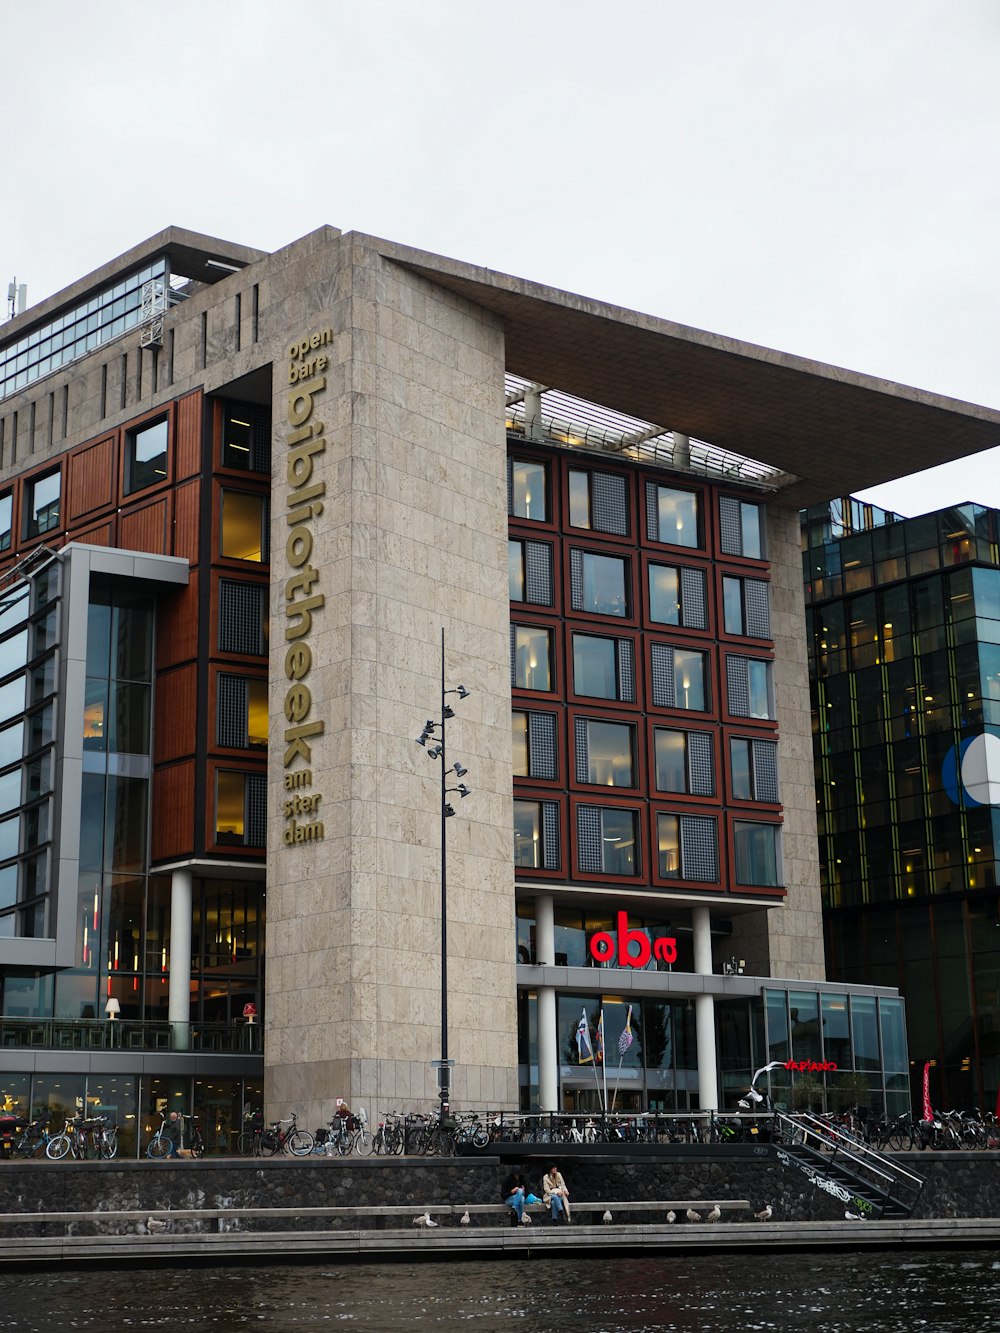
654 727 715 797
525 711 558 781
724 574 771 638
218 675 249 748
649 643 708 711
576 804 639 876
219 581 266 655
719 495 765 559
570 469 629 535
725 654 774 720
731 736 779 803
657 811 719 883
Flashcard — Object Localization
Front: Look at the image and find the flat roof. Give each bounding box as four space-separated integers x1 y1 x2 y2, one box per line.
373 235 1000 506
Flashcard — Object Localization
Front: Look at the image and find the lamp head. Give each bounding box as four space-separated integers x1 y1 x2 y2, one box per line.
427 745 442 760
455 685 470 699
452 763 468 778
444 803 456 818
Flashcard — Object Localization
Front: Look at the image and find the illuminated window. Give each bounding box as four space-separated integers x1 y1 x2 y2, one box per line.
657 812 718 881
723 575 771 638
654 728 714 796
720 496 765 559
221 491 267 562
512 710 557 780
726 655 774 720
509 539 553 606
730 737 779 802
125 419 168 494
650 644 708 711
215 771 266 846
575 718 635 787
571 550 628 617
577 805 638 876
646 483 700 549
568 469 628 535
648 563 708 628
514 798 560 870
218 675 268 750
509 459 547 521
572 633 635 702
511 625 552 691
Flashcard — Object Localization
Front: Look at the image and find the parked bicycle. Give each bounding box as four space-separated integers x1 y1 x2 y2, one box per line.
237 1109 264 1156
258 1111 313 1157
47 1114 117 1160
372 1112 404 1155
12 1117 53 1159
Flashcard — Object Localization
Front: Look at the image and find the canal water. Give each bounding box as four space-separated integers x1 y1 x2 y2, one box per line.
3 1251 1000 1331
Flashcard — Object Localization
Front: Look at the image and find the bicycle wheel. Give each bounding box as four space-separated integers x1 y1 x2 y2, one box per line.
189 1135 205 1160
385 1125 404 1155
147 1134 170 1159
257 1131 280 1157
236 1131 254 1156
287 1129 314 1157
432 1128 455 1157
407 1126 427 1155
100 1131 118 1160
46 1134 71 1161
354 1129 375 1157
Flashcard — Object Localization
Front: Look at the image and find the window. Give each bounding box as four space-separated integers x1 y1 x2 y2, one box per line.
509 458 547 521
0 493 11 552
649 643 708 711
508 539 553 605
574 718 635 787
572 633 635 702
219 581 268 655
568 469 628 535
646 482 700 548
222 402 271 472
654 728 715 796
657 812 719 881
221 491 268 562
730 737 779 802
512 710 558 780
722 575 771 638
734 821 780 886
648 563 707 629
125 418 168 494
511 624 552 691
577 805 638 876
25 471 60 538
514 798 560 869
726 655 774 719
215 771 267 846
571 550 628 617
218 675 268 749
720 495 765 559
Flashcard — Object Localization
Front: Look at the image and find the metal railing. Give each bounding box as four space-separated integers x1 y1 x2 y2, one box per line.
773 1111 924 1215
0 1018 261 1055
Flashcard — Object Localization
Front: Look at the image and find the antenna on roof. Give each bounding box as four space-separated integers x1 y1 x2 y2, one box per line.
6 280 26 321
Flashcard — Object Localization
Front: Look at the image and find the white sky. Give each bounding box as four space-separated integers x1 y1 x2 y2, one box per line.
3 0 999 518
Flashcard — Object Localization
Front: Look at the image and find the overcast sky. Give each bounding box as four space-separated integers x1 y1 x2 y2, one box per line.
3 1 998 518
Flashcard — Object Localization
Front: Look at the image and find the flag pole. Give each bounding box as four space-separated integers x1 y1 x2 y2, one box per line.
600 1009 608 1115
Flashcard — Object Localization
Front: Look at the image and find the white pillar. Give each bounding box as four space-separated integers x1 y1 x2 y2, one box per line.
167 868 193 1051
535 895 558 1112
524 388 544 441
692 905 718 1111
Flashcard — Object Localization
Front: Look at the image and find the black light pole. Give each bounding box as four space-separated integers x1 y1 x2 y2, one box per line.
416 628 471 1120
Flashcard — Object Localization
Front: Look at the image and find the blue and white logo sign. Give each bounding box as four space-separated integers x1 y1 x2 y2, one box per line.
943 731 1000 807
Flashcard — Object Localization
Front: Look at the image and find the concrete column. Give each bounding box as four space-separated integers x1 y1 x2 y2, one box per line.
167 868 192 1051
524 388 544 441
535 895 558 1112
673 432 691 468
692 905 718 1111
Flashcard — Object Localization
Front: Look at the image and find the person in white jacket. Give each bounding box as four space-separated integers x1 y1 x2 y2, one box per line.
543 1164 571 1224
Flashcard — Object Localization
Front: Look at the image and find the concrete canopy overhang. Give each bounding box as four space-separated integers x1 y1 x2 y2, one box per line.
371 235 1000 507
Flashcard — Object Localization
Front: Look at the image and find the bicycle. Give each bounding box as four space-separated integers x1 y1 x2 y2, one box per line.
182 1113 205 1158
372 1113 404 1155
146 1115 174 1159
258 1111 314 1157
12 1118 52 1159
46 1114 116 1160
237 1110 264 1156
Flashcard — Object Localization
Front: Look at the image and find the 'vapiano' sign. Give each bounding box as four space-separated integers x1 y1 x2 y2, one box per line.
281 330 332 845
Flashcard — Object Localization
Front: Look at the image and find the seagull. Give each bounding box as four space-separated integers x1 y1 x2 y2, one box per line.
460 1210 471 1225
146 1217 167 1234
520 1212 532 1226
666 1210 676 1224
706 1206 721 1224
602 1210 613 1225
412 1213 437 1228
754 1205 772 1222
845 1211 863 1221
686 1208 702 1223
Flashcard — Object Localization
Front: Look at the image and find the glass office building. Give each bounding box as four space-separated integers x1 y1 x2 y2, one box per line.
804 497 1000 1109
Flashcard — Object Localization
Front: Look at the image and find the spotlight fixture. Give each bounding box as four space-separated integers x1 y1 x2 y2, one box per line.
455 784 471 799
444 803 456 818
452 763 468 778
427 745 442 760
443 705 455 719
455 685 470 699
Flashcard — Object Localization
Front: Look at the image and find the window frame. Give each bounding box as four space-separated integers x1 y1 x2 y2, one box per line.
511 622 556 694
573 799 643 879
567 628 638 708
124 416 169 496
644 480 703 550
508 456 549 524
571 713 638 791
569 547 631 620
730 815 783 890
652 807 722 888
24 469 61 541
219 487 269 564
648 723 717 800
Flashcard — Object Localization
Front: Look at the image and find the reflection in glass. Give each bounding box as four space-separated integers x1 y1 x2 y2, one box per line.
734 821 778 886
0 631 28 677
657 814 680 878
747 660 772 719
573 634 617 699
0 677 24 725
512 712 528 776
0 722 22 770
723 577 744 635
27 473 60 537
580 552 627 616
247 680 268 749
655 730 687 793
648 565 680 625
730 738 752 799
513 625 551 691
216 772 246 842
510 460 546 521
513 800 541 868
126 419 168 493
584 720 634 786
657 487 699 548
600 808 637 875
508 540 524 601
569 471 590 528
674 649 706 711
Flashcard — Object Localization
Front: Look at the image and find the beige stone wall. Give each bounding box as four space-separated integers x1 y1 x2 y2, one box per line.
264 234 518 1128
729 501 826 982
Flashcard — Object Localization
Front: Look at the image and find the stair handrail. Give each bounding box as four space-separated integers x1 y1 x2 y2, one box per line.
774 1111 925 1201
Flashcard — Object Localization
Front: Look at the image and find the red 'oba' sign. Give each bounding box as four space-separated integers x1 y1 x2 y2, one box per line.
589 912 677 968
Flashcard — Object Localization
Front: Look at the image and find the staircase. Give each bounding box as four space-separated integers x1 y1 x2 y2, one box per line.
771 1112 924 1220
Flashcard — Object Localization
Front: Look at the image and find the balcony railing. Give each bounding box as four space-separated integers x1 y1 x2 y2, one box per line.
0 1018 261 1055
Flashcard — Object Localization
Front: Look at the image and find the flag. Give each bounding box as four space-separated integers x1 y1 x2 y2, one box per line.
576 1008 594 1064
595 1009 605 1065
922 1061 933 1122
618 1005 633 1057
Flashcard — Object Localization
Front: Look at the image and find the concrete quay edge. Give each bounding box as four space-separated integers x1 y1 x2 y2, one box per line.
2 1218 998 1268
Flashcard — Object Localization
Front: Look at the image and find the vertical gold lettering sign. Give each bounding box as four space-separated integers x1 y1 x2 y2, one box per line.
281 329 333 845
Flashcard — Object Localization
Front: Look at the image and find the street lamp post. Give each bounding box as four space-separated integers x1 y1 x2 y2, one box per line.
416 628 472 1119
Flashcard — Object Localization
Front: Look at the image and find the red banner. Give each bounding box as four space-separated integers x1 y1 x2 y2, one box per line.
922 1061 933 1121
